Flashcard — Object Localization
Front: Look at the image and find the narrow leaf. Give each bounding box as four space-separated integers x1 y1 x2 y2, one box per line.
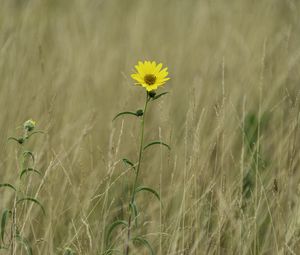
23 151 35 163
0 183 16 192
132 236 154 255
7 137 19 142
135 186 160 201
152 92 169 101
17 197 45 215
15 235 33 255
106 220 128 246
20 168 42 179
144 141 171 151
1 209 11 242
7 137 24 144
122 158 136 171
113 112 137 121
129 201 138 227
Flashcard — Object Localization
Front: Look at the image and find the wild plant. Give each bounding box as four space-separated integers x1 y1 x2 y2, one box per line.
0 120 45 255
104 61 170 255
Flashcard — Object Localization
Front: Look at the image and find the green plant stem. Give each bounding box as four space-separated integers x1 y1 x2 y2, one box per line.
10 200 16 255
125 92 149 255
10 142 25 255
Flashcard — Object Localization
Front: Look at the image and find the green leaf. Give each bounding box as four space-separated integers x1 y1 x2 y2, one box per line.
135 186 160 201
0 183 16 192
122 158 136 171
132 236 154 255
129 201 138 227
144 141 171 151
0 245 8 250
7 137 24 144
17 197 46 215
106 220 128 246
1 209 11 243
152 92 169 101
20 168 42 179
23 151 35 163
15 235 33 255
113 112 138 121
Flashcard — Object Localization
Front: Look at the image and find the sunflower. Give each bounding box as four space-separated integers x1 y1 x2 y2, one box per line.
131 61 170 91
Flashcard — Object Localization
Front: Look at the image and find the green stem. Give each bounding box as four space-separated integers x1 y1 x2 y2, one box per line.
131 93 149 203
10 145 24 255
10 131 28 255
125 92 149 255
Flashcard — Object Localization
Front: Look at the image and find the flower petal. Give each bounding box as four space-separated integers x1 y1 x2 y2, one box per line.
154 63 163 75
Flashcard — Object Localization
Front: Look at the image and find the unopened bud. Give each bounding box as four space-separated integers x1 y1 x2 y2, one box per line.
148 91 156 98
136 109 143 117
24 119 36 132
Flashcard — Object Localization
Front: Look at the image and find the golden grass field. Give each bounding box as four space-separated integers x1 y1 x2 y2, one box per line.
1 0 300 254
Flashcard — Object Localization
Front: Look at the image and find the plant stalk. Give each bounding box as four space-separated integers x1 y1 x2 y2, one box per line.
10 138 26 255
125 92 149 255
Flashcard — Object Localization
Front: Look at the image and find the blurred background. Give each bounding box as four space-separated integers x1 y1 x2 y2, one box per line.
1 0 300 254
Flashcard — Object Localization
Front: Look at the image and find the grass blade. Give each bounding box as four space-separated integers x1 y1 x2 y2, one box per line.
132 236 154 255
0 183 16 192
106 220 128 246
135 186 160 201
17 197 46 215
20 168 42 179
1 209 11 243
144 141 171 151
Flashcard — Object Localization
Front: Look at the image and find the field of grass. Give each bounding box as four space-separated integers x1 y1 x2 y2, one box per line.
1 0 300 254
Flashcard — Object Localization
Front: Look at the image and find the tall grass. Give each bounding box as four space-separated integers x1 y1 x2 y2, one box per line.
1 0 300 254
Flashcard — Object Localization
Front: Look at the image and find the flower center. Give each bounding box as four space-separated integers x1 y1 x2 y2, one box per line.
144 74 156 85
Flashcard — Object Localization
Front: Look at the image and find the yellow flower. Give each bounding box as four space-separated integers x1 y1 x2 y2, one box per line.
131 61 170 91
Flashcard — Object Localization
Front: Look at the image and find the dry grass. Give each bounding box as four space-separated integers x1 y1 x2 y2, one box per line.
1 0 300 254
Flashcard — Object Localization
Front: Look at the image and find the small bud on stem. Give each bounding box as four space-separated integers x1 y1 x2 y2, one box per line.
136 109 144 117
23 119 36 132
148 91 156 98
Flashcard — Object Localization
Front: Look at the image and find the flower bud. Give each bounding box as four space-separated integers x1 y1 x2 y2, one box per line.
148 91 156 98
24 119 36 132
18 138 25 144
136 109 144 117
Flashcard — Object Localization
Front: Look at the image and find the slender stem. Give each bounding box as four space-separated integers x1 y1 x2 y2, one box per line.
10 147 24 255
131 93 149 203
10 201 16 255
125 92 149 255
10 131 28 254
